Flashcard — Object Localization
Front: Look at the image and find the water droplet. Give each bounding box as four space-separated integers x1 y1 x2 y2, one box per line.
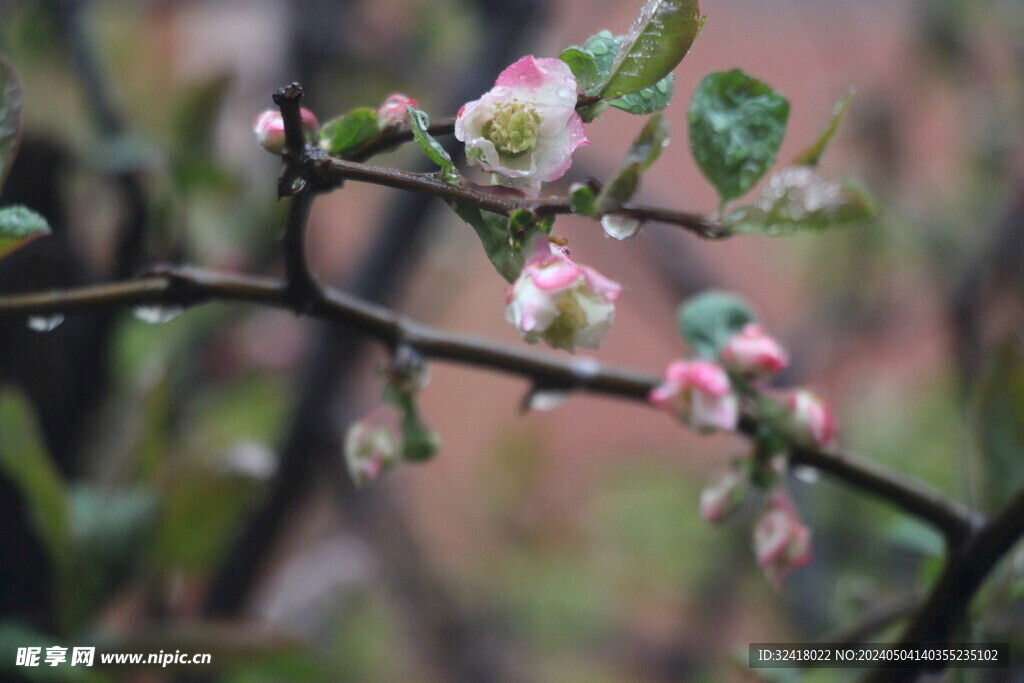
491 86 510 98
526 388 570 412
792 465 820 485
600 215 642 240
27 314 64 332
133 306 184 324
590 41 609 55
557 86 573 100
289 177 307 194
640 89 654 101
656 80 670 94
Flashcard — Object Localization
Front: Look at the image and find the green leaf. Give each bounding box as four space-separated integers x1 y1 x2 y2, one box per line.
406 106 459 182
319 107 380 156
607 73 675 115
0 390 96 633
976 340 1024 511
70 486 159 576
559 47 600 92
596 114 669 213
383 384 439 463
449 202 523 282
724 168 877 235
677 290 756 358
688 69 790 204
569 183 598 216
793 88 854 167
582 31 621 90
0 391 72 576
0 56 23 190
599 0 702 99
0 205 49 258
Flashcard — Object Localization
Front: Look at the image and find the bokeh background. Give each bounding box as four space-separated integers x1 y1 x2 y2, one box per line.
0 0 1022 680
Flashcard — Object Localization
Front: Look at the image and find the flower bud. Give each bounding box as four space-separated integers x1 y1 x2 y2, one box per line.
505 241 621 351
699 466 748 523
377 93 418 128
720 323 788 378
753 491 811 588
253 108 319 155
344 406 401 488
649 360 739 433
786 389 837 448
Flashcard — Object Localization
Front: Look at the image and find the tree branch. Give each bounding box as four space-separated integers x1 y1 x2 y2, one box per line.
300 155 727 239
0 269 976 541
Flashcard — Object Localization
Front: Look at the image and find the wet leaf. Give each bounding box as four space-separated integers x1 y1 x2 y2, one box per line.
319 107 379 155
677 290 756 358
793 88 854 167
599 0 702 98
407 106 458 182
0 56 22 190
688 69 789 204
0 205 50 258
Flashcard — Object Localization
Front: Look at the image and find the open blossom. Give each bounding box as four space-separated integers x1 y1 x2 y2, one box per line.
253 108 319 155
505 241 620 351
649 360 739 433
344 406 402 488
754 491 812 588
720 323 788 378
700 466 748 523
787 389 837 448
455 56 589 197
377 93 418 128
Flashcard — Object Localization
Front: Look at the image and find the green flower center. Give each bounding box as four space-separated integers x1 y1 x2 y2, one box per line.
483 101 541 155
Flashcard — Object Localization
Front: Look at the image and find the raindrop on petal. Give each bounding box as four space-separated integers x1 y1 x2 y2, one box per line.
133 306 185 324
27 314 64 332
600 215 642 240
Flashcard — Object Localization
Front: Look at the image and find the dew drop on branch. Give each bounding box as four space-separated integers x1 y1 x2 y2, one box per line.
792 465 821 485
133 306 184 324
27 314 64 332
600 215 642 240
525 388 571 412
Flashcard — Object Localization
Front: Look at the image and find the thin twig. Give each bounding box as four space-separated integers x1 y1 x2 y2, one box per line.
304 155 727 238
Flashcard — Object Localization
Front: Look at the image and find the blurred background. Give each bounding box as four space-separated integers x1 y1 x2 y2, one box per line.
0 0 1022 680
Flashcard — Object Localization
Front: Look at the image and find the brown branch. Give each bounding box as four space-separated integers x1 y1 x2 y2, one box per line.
302 155 727 239
344 118 456 162
0 268 975 542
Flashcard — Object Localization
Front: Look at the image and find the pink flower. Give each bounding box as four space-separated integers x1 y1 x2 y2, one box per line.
720 323 788 378
649 360 739 433
754 491 812 588
505 241 620 351
344 406 401 488
377 93 418 128
700 467 747 523
455 56 589 197
787 389 837 448
253 108 319 155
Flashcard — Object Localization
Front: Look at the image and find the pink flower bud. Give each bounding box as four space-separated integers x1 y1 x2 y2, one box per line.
720 323 788 378
456 56 589 197
787 389 837 448
377 93 418 128
700 467 747 523
344 406 401 488
253 108 319 155
753 491 811 588
505 241 621 351
649 360 739 433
